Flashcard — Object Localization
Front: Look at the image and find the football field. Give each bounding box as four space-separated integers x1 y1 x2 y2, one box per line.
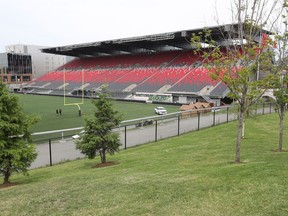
17 93 180 133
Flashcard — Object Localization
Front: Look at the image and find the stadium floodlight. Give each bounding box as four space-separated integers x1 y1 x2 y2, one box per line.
63 68 84 116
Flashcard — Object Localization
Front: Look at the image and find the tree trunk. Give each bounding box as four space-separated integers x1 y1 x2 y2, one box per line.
99 149 106 163
236 110 244 163
3 170 11 184
278 106 285 152
242 120 245 139
102 150 106 163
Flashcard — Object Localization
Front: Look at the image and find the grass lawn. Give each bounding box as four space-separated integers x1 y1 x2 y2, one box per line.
17 93 180 133
1 114 288 215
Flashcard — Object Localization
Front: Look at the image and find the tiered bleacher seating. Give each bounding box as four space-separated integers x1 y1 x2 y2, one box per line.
26 71 63 88
103 54 151 68
84 70 108 82
148 67 190 84
209 82 229 96
169 50 203 66
168 68 219 92
124 68 158 83
28 81 49 87
141 51 181 67
47 81 63 90
84 68 130 90
57 59 80 70
61 69 109 90
26 50 228 97
35 71 63 81
132 67 191 92
108 67 158 92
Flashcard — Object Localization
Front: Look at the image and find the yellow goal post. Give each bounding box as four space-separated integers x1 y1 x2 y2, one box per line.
63 68 84 116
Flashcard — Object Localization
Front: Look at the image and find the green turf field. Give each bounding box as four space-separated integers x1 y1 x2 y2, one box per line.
2 114 288 216
17 93 180 133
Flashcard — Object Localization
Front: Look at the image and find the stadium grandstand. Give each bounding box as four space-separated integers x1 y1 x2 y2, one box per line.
21 23 269 106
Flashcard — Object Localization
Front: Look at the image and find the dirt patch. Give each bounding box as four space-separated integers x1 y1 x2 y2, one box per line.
94 161 118 168
0 182 20 190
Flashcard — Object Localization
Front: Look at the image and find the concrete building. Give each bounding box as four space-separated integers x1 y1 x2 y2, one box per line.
5 44 72 80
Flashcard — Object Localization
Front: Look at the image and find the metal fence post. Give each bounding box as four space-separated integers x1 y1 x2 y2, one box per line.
124 126 127 150
155 120 158 142
263 103 265 115
61 131 64 141
227 107 229 123
49 139 52 166
177 115 180 136
213 110 216 126
197 112 200 131
270 103 272 114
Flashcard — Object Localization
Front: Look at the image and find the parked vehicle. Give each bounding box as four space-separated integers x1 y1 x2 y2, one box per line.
154 107 167 115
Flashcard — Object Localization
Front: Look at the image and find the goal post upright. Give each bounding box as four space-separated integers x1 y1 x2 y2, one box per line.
63 68 84 116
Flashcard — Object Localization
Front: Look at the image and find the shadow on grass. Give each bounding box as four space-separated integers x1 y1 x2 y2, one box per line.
0 182 20 190
93 161 119 168
271 149 288 152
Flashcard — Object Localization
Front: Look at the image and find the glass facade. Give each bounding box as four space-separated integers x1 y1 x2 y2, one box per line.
0 53 32 83
7 53 32 74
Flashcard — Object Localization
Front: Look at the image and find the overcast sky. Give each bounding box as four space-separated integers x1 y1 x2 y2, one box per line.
0 0 233 52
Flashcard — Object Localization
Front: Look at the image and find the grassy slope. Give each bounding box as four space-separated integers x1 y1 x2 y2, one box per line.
17 94 180 132
1 114 288 216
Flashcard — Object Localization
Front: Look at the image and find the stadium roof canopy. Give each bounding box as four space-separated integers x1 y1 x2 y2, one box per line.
42 23 271 58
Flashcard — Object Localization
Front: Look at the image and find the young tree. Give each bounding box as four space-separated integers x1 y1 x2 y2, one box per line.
76 88 122 164
191 0 283 163
273 73 288 151
0 82 38 184
266 1 288 151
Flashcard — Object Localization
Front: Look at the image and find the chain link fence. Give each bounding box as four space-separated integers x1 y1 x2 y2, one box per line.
30 102 276 168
